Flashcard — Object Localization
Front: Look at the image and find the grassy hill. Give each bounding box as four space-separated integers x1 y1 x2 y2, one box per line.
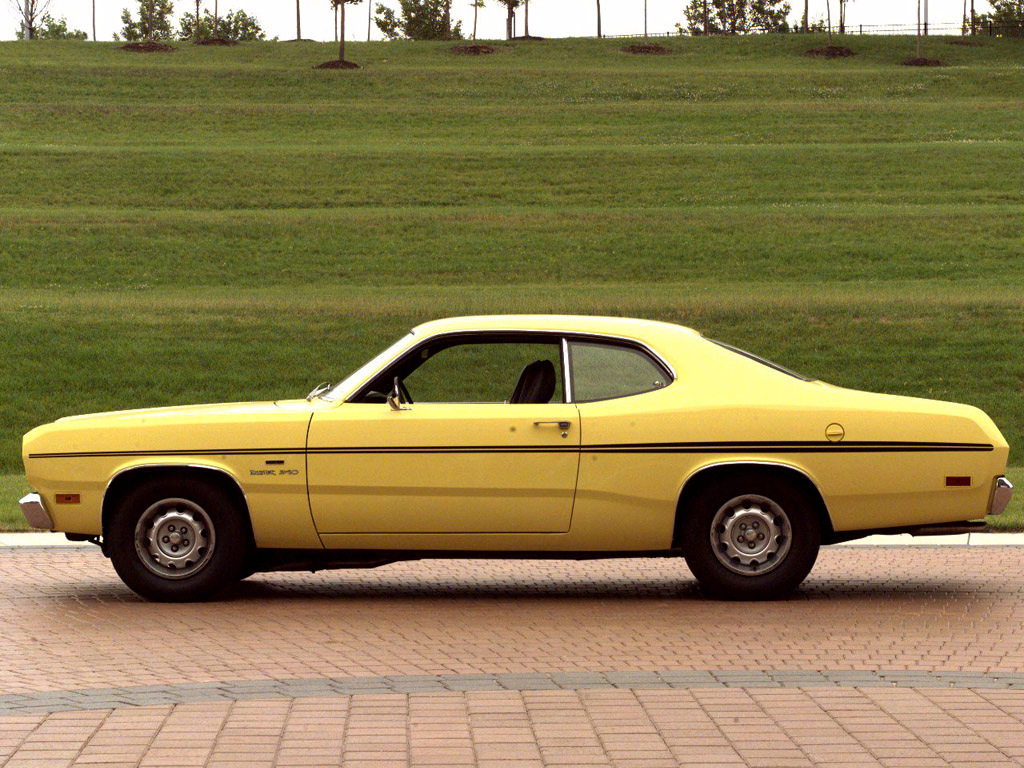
1 35 1022 529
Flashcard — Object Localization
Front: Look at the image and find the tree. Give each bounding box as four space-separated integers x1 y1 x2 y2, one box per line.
118 0 175 41
375 0 462 39
838 0 851 33
595 0 601 37
470 0 483 39
682 0 790 33
11 0 49 39
178 8 265 40
15 11 88 39
493 0 520 39
330 0 363 62
296 0 301 39
975 0 1024 27
93 0 97 40
522 0 531 36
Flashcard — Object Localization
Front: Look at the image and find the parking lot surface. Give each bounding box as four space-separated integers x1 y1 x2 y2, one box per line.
3 546 1024 767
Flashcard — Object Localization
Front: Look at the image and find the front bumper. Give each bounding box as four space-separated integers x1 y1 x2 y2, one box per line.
18 493 53 530
989 476 1014 516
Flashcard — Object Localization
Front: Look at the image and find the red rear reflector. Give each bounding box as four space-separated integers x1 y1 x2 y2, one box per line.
945 476 971 487
55 494 80 504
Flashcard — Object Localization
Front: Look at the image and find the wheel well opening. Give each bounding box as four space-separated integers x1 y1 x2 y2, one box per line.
102 466 255 549
672 463 835 548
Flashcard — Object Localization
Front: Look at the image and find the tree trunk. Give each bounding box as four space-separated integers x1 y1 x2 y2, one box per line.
367 0 371 41
473 2 478 39
214 0 218 33
339 1 345 61
596 0 601 38
802 0 808 31
296 0 302 40
916 0 922 56
195 0 201 41
825 0 831 40
524 0 529 37
506 3 513 40
702 0 709 34
334 3 338 42
644 0 647 38
93 0 97 41
444 0 451 38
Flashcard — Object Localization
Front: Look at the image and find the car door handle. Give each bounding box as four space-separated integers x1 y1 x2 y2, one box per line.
534 421 571 429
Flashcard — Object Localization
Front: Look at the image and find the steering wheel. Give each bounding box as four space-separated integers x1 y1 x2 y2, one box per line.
399 379 414 405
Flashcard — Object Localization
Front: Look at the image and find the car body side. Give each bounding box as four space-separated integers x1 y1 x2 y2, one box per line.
21 315 1010 552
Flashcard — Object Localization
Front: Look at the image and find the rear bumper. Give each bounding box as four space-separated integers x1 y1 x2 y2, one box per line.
989 476 1014 516
18 493 53 530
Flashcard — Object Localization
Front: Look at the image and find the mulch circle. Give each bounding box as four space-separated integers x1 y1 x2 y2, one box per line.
196 37 237 46
313 59 361 69
120 41 175 52
902 57 946 66
623 43 672 55
450 44 496 55
805 45 856 58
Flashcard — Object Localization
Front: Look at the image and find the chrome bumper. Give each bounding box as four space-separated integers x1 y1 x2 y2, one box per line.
18 493 53 530
989 476 1014 516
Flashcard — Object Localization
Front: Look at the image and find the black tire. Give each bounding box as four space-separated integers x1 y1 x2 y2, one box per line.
680 471 820 600
107 476 249 602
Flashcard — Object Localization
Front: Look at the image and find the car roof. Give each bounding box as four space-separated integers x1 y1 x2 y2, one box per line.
411 315 700 343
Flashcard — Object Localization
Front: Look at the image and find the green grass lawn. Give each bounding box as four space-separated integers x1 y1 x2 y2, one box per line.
1 35 1022 530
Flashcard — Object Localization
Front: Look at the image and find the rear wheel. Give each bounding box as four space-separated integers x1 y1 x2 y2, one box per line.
107 477 248 602
681 472 820 600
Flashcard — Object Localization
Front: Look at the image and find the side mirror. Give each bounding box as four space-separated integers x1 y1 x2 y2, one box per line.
387 377 410 411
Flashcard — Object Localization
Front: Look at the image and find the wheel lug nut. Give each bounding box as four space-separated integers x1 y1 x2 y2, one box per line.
171 545 178 552
162 536 169 543
183 539 189 546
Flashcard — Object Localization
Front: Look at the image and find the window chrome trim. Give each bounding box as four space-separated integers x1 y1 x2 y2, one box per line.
561 337 573 404
341 328 676 405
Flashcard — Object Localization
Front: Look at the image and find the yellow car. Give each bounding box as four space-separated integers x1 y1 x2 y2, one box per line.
20 315 1013 602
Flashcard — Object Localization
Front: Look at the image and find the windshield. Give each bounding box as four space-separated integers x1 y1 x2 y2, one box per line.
321 332 415 401
708 338 813 382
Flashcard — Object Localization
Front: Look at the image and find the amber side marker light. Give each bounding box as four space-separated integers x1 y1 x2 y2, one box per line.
55 493 81 504
945 476 972 487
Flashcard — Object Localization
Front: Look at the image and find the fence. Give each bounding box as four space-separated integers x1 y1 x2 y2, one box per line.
607 22 1024 38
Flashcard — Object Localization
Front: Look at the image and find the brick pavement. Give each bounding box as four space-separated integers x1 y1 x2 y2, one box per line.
3 546 1024 766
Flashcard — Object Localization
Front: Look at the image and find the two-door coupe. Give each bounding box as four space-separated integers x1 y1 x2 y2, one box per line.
21 315 1013 602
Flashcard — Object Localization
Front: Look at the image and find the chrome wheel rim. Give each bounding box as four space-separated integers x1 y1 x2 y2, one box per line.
710 494 791 576
134 498 216 580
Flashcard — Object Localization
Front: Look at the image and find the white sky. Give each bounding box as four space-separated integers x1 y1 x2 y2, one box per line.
2 0 992 42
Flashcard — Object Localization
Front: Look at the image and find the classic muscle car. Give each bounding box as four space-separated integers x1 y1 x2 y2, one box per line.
20 315 1013 602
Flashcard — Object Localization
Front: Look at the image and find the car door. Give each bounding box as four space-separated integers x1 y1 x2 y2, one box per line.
306 334 581 535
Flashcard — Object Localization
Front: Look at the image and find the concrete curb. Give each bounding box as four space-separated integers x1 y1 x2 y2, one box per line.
5 669 1024 715
2 531 1024 548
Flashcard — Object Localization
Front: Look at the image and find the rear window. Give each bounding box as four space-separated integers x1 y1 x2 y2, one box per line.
708 339 813 382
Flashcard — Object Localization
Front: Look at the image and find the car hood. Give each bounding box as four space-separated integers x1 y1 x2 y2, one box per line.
23 399 319 461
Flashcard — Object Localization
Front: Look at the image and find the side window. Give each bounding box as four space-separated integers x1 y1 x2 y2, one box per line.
569 341 669 403
402 341 564 404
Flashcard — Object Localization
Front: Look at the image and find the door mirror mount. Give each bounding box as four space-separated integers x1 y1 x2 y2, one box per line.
387 377 411 411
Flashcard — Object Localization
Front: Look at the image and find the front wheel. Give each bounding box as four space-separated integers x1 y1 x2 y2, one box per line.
107 477 249 602
680 473 820 600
